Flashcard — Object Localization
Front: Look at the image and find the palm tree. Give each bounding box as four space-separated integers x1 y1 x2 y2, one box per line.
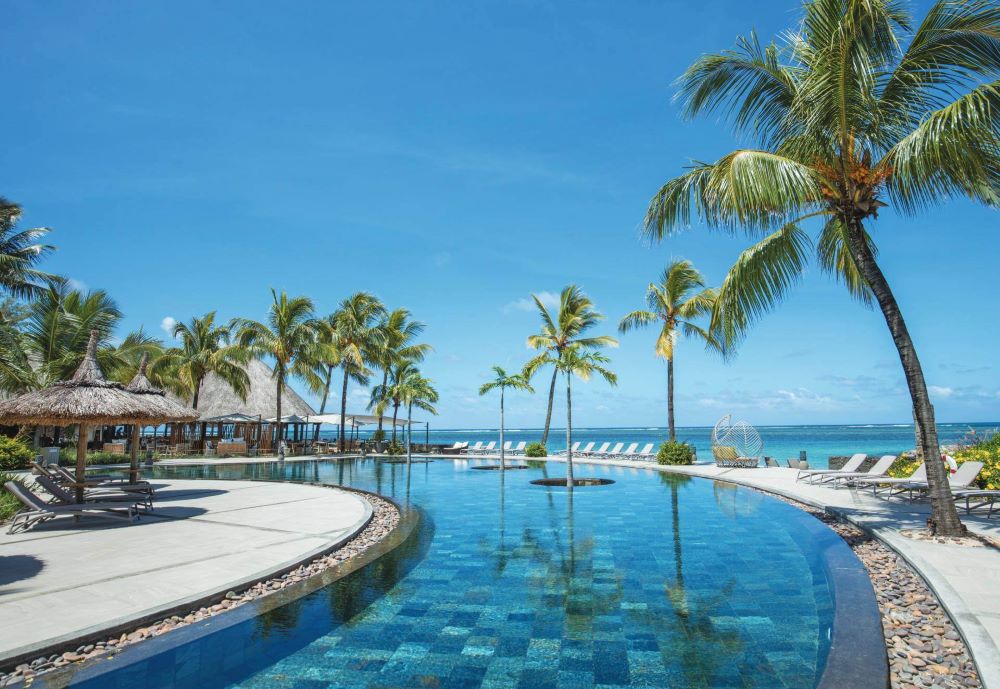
544 346 617 486
619 259 719 440
642 0 999 536
152 312 250 407
526 286 617 445
0 199 55 299
371 309 431 437
330 293 386 452
479 366 534 471
234 290 320 449
369 360 413 444
397 368 439 464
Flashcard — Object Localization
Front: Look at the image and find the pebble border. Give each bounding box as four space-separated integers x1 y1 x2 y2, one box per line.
760 489 982 689
0 493 400 687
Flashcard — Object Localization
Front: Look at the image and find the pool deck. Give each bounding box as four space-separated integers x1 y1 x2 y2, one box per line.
0 478 371 668
512 454 1000 689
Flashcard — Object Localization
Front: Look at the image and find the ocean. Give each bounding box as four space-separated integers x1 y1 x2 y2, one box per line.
319 422 998 469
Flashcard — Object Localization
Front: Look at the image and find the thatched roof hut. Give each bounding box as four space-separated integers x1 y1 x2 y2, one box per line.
169 358 316 418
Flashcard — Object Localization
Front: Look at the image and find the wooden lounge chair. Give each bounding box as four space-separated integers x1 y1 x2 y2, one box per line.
35 475 153 512
797 453 866 483
5 481 137 534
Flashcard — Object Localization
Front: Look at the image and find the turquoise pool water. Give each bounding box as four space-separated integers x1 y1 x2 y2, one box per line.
72 458 848 688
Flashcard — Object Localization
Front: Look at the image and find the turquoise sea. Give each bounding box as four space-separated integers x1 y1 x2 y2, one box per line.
322 422 998 468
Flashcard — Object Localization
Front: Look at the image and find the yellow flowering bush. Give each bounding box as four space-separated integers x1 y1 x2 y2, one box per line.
888 431 1000 489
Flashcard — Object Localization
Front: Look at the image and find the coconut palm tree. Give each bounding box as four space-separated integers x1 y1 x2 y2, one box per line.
369 360 414 445
371 308 431 437
0 199 55 299
526 285 617 446
532 346 617 486
479 366 534 471
643 0 999 536
234 290 321 448
330 292 386 452
152 312 251 407
398 368 438 464
619 259 719 440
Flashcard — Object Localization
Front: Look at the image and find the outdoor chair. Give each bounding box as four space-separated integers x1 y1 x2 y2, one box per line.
952 489 999 517
711 414 763 468
49 464 153 495
796 453 866 483
35 475 153 512
601 443 625 459
852 462 926 496
825 455 897 487
764 457 780 468
585 442 610 458
633 443 655 460
4 481 137 534
620 443 639 459
510 442 526 455
557 442 580 456
889 461 984 501
463 442 483 455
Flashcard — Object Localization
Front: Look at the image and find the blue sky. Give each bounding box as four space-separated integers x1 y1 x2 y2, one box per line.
3 0 997 429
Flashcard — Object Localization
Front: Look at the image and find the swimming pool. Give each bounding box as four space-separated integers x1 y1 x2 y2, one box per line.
48 458 882 689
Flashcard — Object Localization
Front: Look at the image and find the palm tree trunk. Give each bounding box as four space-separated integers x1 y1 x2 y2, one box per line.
541 368 557 445
377 369 389 435
667 356 675 441
319 364 333 414
500 387 505 472
406 402 413 465
339 366 349 453
392 402 399 442
844 218 964 536
566 372 574 487
276 371 283 456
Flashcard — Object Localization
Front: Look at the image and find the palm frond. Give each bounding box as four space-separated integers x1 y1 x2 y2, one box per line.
816 217 875 305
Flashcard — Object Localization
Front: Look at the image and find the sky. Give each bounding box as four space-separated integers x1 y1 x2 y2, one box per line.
2 0 997 430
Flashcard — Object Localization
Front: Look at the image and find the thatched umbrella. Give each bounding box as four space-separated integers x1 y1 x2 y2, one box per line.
125 353 199 483
0 331 199 501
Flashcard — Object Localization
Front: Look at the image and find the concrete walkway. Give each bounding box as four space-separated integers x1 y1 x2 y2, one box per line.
511 454 1000 689
0 479 371 666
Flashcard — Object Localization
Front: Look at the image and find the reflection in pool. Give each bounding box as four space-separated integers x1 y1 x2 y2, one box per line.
70 458 839 688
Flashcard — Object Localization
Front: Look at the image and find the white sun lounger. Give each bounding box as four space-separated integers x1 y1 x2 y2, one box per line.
620 443 639 459
585 442 610 458
889 461 984 501
852 462 925 495
557 442 580 456
509 441 526 455
952 489 999 517
475 441 497 456
5 481 137 534
633 443 655 460
463 441 483 455
796 453 866 483
572 442 594 457
826 455 897 487
601 443 625 459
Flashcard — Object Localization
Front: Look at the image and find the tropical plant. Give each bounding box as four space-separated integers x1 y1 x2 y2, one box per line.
657 440 696 466
234 290 321 447
397 368 438 463
643 0 1000 536
619 259 719 440
0 436 34 471
526 286 617 445
154 313 251 407
0 471 30 522
330 292 385 451
532 346 617 486
0 199 55 299
370 309 431 437
369 360 414 444
479 366 534 470
525 442 547 458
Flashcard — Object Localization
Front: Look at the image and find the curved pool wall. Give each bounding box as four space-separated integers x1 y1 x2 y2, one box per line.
34 458 885 689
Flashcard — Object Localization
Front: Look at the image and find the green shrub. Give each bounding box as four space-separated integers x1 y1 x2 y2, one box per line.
525 442 547 458
0 436 35 471
887 455 922 479
657 440 695 466
371 429 386 443
0 471 29 522
58 447 128 466
385 440 406 456
952 429 1000 489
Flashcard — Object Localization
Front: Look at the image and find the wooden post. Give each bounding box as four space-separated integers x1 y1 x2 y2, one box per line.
76 422 88 503
129 423 140 484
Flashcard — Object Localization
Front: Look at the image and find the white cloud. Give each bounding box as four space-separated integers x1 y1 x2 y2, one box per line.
929 385 954 398
503 290 560 314
160 316 177 337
